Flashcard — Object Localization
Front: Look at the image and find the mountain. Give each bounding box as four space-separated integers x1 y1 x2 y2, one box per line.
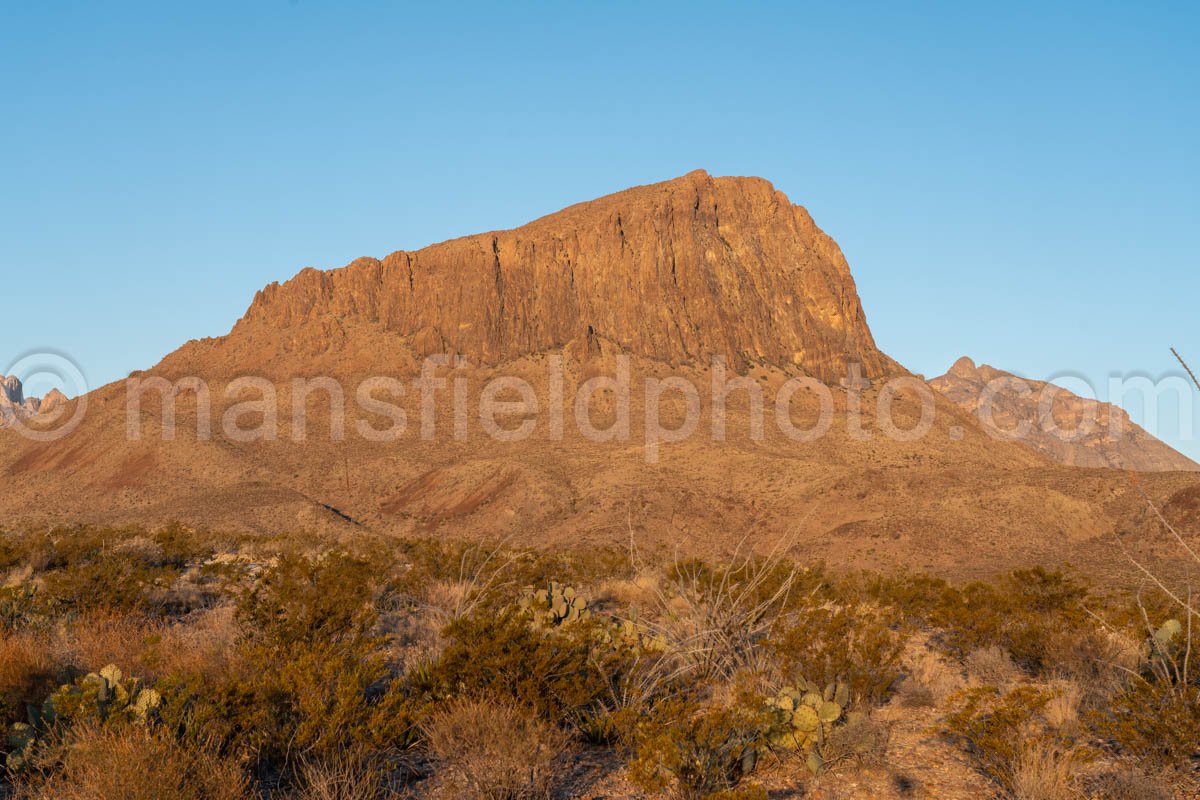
930 357 1198 472
0 376 61 428
160 170 899 383
0 172 1196 578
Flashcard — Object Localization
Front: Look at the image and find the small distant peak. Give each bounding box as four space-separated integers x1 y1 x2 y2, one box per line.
948 356 978 376
41 388 68 404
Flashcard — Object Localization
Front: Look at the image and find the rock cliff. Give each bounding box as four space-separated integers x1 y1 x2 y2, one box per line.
0 376 61 428
163 170 899 383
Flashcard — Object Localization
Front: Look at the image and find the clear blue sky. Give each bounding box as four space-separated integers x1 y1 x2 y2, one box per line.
2 2 1198 458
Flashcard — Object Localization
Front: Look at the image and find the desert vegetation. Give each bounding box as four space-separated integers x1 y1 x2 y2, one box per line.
0 523 1194 799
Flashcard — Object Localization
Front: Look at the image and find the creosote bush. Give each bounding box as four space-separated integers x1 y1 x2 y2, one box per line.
942 685 1074 793
765 603 904 706
630 696 772 800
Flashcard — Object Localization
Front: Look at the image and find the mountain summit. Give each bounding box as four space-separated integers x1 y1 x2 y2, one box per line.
930 357 1198 472
163 171 899 383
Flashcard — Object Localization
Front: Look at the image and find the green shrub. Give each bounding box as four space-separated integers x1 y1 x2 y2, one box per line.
630 698 771 800
237 552 377 648
765 604 904 706
864 567 1090 674
1094 673 1200 768
943 685 1061 791
161 553 418 777
40 558 180 614
424 606 630 733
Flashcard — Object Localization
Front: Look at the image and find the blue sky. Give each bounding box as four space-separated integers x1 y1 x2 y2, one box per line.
2 2 1198 457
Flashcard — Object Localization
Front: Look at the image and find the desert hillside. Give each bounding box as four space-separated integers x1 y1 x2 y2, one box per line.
0 173 1196 581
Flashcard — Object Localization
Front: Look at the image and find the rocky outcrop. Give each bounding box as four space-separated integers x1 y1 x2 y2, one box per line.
37 389 67 415
164 170 900 383
1 376 24 407
0 376 64 428
930 357 1198 472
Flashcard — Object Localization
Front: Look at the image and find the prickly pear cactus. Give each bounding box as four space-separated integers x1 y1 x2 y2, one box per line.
521 581 590 625
4 664 162 773
609 608 668 652
766 678 850 774
1154 619 1182 649
1143 618 1185 663
5 722 36 772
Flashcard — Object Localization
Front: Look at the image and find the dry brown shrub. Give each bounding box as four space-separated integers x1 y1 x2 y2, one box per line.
17 721 249 800
0 632 60 722
896 681 936 708
1009 742 1081 800
422 697 559 800
151 605 242 681
53 611 162 673
1041 625 1133 706
594 571 662 610
820 712 891 770
966 645 1021 686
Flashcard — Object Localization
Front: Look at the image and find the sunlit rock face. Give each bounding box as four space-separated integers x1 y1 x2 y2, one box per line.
930 357 1198 472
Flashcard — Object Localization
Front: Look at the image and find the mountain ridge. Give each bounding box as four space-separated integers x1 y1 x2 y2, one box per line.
930 357 1198 472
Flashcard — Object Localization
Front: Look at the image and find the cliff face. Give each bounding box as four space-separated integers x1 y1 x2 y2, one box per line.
165 170 898 383
0 376 59 428
930 357 1198 472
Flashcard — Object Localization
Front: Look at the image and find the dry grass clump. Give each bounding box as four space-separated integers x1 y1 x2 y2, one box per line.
965 645 1022 686
594 570 662 610
1041 625 1136 709
17 721 249 800
149 605 241 681
1043 679 1082 733
1084 768 1172 800
296 748 396 800
899 645 963 707
1009 741 1081 800
819 711 891 769
896 681 936 708
422 697 559 800
51 611 163 674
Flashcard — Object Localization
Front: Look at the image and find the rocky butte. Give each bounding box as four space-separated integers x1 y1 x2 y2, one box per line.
0 171 1197 578
160 170 900 383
